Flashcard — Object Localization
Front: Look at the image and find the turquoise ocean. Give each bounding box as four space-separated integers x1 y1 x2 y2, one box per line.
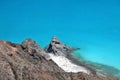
0 0 120 77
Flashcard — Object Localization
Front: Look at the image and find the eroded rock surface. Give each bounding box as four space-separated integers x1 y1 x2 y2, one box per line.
0 39 119 80
45 36 78 56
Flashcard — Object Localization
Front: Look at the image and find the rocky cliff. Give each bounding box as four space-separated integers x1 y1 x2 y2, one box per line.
45 37 96 74
45 36 76 56
0 38 119 80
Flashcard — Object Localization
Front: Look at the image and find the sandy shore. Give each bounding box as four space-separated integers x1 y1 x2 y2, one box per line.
67 53 120 77
66 53 97 74
49 54 92 74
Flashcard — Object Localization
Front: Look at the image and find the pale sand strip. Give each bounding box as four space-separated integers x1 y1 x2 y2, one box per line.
49 54 90 74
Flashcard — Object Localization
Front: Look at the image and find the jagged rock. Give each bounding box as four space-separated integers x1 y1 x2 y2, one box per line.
21 38 43 55
0 39 119 80
45 36 79 56
45 37 97 74
21 38 50 60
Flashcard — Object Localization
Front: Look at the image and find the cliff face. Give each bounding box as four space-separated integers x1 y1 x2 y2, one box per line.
45 36 75 56
0 38 119 80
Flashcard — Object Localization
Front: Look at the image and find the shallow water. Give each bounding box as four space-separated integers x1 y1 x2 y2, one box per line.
72 48 120 77
72 37 120 71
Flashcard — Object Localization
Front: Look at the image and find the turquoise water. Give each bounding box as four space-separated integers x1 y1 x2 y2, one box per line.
71 33 120 70
0 0 120 76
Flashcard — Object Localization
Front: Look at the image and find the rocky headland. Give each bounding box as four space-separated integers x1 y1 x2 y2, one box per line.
0 37 120 80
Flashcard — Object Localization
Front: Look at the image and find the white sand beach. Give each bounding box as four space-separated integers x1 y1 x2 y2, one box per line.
49 54 90 74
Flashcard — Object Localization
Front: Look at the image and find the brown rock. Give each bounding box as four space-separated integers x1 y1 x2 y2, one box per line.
0 39 119 80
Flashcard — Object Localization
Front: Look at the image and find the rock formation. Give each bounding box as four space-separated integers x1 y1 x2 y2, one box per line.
45 37 96 74
0 38 119 80
45 36 78 56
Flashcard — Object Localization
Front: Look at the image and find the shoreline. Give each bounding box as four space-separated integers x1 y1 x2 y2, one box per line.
69 52 120 78
49 53 91 74
66 53 97 75
48 52 120 78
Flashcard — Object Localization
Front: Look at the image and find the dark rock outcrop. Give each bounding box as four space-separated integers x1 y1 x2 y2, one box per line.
45 37 97 75
45 36 79 56
0 39 119 80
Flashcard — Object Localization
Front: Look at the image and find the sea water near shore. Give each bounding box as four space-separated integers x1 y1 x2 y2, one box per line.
58 33 120 77
72 39 120 77
72 52 120 77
